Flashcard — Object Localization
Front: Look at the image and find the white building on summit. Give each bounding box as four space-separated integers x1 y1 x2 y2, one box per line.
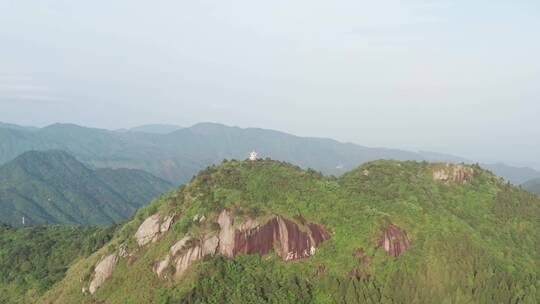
249 151 258 161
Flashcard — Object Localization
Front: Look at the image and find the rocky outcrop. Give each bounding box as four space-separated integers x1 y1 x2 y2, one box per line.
432 164 473 184
155 210 331 279
153 255 170 277
220 212 331 261
217 209 235 257
174 236 219 278
170 236 192 256
89 254 118 294
378 224 410 257
135 213 174 246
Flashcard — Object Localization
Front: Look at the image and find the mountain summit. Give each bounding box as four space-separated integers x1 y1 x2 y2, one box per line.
41 159 540 303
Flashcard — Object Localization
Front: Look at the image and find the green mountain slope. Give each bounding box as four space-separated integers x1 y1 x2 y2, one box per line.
522 178 540 195
0 150 173 227
0 224 115 304
1 122 535 185
40 160 540 304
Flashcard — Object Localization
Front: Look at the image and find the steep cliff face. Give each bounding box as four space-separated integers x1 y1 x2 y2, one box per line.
433 164 474 184
220 210 331 261
378 224 410 257
154 209 331 279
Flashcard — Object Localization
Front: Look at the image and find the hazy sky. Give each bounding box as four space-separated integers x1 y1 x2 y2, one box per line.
1 0 539 164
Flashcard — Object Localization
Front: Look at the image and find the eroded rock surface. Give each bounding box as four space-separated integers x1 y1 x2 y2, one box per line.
378 224 410 257
174 236 219 278
135 213 173 246
154 255 170 277
156 210 331 279
221 213 330 261
170 236 192 256
89 254 118 294
433 164 473 184
217 209 235 257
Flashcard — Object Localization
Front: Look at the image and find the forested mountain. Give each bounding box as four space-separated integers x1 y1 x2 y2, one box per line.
522 178 540 195
0 122 536 185
0 150 173 227
0 224 115 303
37 159 540 303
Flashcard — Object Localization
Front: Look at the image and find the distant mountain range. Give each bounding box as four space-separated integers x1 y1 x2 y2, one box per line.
0 122 538 185
126 124 182 134
522 178 540 195
0 150 173 227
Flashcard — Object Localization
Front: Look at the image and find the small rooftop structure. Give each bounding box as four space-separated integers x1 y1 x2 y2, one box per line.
249 151 258 161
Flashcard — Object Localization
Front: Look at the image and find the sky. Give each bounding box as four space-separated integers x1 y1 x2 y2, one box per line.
0 0 539 165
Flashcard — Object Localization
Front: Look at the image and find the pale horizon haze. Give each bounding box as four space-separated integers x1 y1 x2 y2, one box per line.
1 1 539 165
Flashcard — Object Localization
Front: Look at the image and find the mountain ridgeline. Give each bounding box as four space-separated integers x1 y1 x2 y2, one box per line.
38 159 540 304
1 122 537 185
0 150 173 227
522 178 540 195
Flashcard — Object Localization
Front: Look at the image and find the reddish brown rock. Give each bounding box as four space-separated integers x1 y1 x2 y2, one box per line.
378 224 410 257
232 216 331 261
161 211 331 280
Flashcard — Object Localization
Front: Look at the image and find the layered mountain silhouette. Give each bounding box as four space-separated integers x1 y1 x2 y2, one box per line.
1 122 537 185
522 178 540 195
0 150 173 227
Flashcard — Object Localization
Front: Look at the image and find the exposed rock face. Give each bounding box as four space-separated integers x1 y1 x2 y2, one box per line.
156 210 331 279
228 215 330 261
170 236 192 256
217 209 235 257
89 254 118 294
452 164 473 183
378 224 410 257
432 164 473 184
154 255 170 277
135 213 173 246
160 215 174 233
174 236 219 278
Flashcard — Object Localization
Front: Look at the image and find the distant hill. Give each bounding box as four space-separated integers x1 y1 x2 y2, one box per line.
0 150 173 227
0 122 38 132
481 163 540 185
128 124 182 134
522 178 540 195
0 121 536 185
